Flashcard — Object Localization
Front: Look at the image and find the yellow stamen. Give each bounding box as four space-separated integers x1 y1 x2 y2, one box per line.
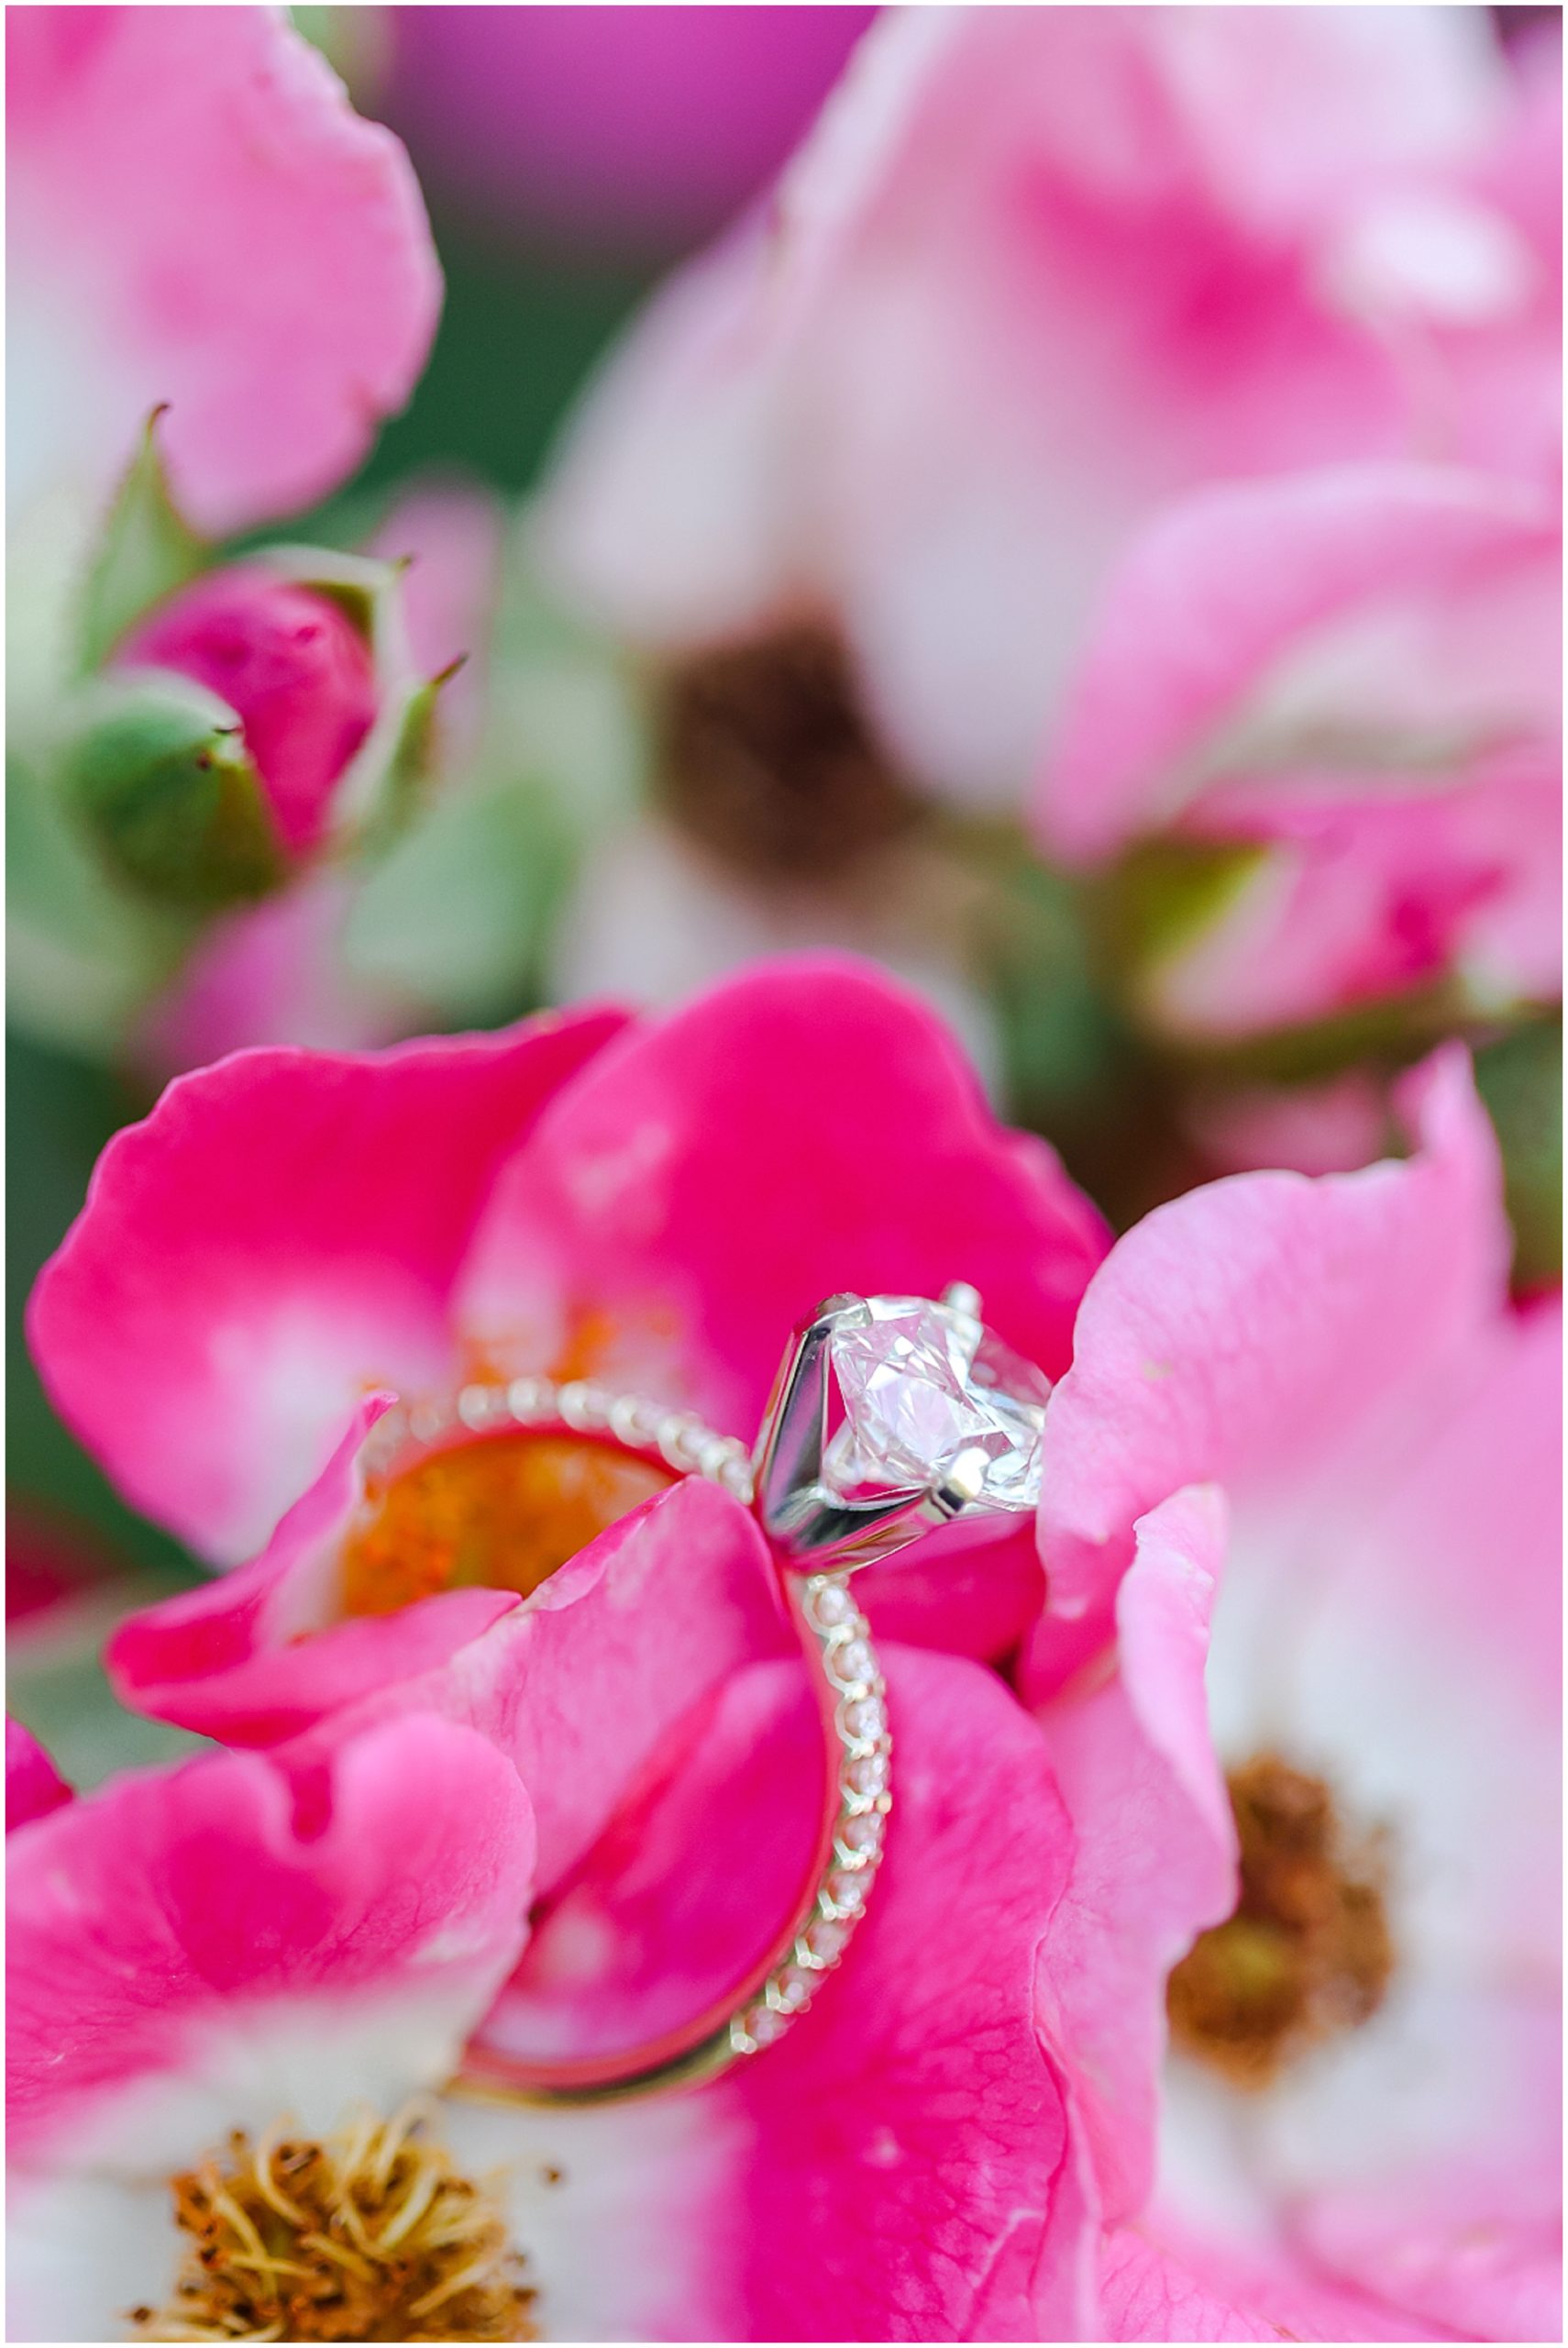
130 2107 537 2343
1168 1753 1394 2087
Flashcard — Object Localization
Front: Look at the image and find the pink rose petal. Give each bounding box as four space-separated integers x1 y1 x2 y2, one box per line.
8 6 440 533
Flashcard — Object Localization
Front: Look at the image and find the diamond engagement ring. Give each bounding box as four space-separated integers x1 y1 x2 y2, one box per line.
392 1283 1049 2105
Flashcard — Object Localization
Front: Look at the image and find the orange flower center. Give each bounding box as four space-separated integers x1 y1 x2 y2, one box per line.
340 1434 675 1618
1166 1753 1394 2087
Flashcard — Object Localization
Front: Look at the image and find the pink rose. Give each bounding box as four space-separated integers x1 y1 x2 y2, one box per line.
114 570 380 861
16 465 512 1072
7 1653 1086 2337
536 6 1557 806
138 479 511 1073
6 9 467 1073
1034 462 1562 1039
1028 1049 1561 2338
28 962 1106 1676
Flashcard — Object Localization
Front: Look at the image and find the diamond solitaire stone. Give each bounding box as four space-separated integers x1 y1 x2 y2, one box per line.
823 1296 1050 1511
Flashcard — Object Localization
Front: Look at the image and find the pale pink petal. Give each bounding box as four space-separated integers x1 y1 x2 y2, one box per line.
7 6 440 533
548 816 1006 1102
1297 2132 1562 2344
1024 1044 1507 1656
534 214 809 648
1038 463 1560 863
7 1713 535 2167
6 1719 72 1833
1185 1068 1394 1180
1099 2220 1446 2342
138 871 437 1077
28 1007 625 1563
1141 754 1562 1036
1481 19 1562 273
1034 1488 1238 2225
1218 1302 1562 2331
1259 1293 1562 1955
542 10 1526 806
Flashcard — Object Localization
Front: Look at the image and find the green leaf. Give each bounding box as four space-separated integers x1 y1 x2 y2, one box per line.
77 408 210 672
64 680 287 911
343 767 573 1022
1474 1015 1562 1292
6 1028 204 1580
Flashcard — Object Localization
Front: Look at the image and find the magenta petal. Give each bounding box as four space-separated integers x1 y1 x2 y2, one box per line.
7 1713 535 2165
6 1720 72 1834
492 1644 1087 2339
463 955 1108 1434
479 1653 823 2067
851 1513 1046 1662
458 958 1105 1658
114 1450 791 1902
716 1646 1084 2340
8 6 440 532
28 1007 626 1564
105 1398 517 1746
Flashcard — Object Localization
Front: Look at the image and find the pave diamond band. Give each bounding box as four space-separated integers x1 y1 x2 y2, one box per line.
367 1286 1043 2104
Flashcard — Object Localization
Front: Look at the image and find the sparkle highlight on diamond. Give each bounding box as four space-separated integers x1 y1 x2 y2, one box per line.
823 1296 1050 1510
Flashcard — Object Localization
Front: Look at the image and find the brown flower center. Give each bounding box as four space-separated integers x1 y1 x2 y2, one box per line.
129 2107 536 2342
340 1434 674 1617
1166 1755 1395 2087
657 624 923 880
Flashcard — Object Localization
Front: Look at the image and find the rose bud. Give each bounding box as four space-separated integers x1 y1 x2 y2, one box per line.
115 569 378 857
66 548 433 911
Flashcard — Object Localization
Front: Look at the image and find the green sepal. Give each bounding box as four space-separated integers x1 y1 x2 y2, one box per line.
1474 1015 1562 1293
63 680 287 911
358 657 461 855
1095 836 1271 987
257 545 440 858
7 746 197 1058
1092 836 1474 1082
76 410 210 673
